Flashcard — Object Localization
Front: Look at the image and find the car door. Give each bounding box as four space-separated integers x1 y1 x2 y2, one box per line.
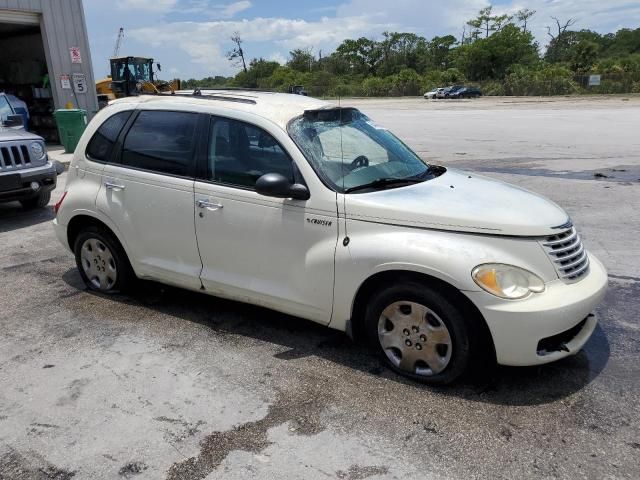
194 114 338 324
96 109 204 290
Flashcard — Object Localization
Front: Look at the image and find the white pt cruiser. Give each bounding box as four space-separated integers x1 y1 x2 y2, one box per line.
53 91 608 384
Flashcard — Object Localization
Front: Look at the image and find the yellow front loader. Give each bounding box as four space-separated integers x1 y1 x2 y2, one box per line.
96 56 181 107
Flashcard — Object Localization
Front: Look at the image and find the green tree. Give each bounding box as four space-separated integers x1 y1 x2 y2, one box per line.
571 40 599 72
287 48 316 72
334 38 381 74
232 58 280 87
457 24 538 80
515 8 536 34
467 6 512 39
425 35 458 70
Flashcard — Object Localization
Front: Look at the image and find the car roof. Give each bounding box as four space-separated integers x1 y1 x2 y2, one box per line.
110 90 333 130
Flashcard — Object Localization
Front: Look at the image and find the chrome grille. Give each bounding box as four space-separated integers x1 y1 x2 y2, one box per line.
542 227 589 281
0 143 31 171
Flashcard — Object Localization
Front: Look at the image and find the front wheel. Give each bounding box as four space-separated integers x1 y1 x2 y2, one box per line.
364 282 472 385
20 191 51 209
74 226 135 293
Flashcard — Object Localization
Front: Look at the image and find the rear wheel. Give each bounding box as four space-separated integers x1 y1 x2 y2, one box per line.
20 191 51 209
73 226 135 293
364 282 472 385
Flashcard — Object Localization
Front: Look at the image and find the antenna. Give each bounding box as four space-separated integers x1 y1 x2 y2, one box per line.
113 27 124 57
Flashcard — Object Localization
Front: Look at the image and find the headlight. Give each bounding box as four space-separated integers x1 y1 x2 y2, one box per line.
472 263 545 299
30 142 45 160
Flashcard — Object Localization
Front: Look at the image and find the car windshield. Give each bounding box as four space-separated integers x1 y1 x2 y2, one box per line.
288 108 432 193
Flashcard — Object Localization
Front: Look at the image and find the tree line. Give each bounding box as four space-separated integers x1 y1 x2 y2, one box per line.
182 6 640 96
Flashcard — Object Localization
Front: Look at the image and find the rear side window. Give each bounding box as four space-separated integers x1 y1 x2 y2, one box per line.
86 111 132 162
121 110 198 177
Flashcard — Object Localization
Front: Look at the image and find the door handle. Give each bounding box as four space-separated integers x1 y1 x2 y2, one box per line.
196 199 223 211
104 181 125 191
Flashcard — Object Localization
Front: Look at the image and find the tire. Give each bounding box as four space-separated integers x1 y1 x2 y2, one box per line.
20 190 51 209
73 226 135 294
364 281 473 385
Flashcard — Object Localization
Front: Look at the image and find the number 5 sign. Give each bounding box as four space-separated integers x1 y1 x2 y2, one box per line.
72 73 87 94
70 47 82 64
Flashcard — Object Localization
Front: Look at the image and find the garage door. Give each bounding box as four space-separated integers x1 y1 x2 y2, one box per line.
0 9 39 25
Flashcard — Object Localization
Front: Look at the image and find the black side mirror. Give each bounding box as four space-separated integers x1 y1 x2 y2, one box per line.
157 63 162 72
3 114 24 128
255 173 310 200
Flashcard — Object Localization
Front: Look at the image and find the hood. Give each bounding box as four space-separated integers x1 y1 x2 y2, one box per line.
0 127 43 142
344 168 569 237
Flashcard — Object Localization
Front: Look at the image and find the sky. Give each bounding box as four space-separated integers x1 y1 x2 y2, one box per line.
82 0 640 80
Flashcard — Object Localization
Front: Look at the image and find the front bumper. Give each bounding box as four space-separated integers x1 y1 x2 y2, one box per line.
0 161 57 203
465 252 608 366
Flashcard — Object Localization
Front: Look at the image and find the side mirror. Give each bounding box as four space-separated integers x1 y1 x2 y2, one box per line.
255 173 310 200
3 114 24 128
157 63 162 72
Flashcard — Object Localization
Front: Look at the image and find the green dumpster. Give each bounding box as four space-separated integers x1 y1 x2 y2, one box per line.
54 109 88 153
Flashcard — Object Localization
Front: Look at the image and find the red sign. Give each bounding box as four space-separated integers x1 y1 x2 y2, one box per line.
70 47 82 64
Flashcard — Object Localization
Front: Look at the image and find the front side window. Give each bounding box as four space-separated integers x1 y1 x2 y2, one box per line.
207 117 294 188
86 110 132 162
288 108 433 193
0 96 14 123
121 110 198 177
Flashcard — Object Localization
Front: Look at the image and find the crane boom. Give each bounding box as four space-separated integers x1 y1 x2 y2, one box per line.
113 27 124 58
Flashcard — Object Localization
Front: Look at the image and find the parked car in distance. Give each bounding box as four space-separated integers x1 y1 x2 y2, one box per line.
424 88 444 99
436 85 464 98
53 91 607 385
448 87 482 99
0 92 57 209
288 85 308 96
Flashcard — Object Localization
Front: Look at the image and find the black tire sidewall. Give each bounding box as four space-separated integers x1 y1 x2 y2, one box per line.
20 191 51 209
364 282 471 385
73 226 133 294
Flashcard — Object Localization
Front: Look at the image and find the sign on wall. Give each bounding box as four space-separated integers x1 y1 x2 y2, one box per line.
60 75 71 90
72 73 87 94
588 75 601 87
69 47 82 64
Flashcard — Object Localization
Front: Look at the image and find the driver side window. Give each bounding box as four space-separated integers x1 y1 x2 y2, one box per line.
207 117 295 189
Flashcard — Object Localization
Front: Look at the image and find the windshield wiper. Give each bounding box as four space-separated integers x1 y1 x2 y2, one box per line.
344 176 425 193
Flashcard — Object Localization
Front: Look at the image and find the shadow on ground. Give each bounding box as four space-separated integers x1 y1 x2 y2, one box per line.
62 267 610 407
0 203 54 233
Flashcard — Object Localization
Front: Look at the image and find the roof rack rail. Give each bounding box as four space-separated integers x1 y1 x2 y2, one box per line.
148 90 256 105
188 87 278 93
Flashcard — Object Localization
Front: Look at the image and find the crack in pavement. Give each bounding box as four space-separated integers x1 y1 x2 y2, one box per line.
166 380 330 480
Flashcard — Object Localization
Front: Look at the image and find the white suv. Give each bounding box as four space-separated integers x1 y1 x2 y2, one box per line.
53 91 607 384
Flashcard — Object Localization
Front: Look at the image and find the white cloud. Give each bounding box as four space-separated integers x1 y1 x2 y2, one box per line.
176 0 252 18
115 0 177 12
268 51 287 65
221 1 252 18
129 14 393 75
336 0 489 37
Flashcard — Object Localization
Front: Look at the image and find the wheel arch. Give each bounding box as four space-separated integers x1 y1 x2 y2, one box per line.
66 214 129 260
349 269 496 362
